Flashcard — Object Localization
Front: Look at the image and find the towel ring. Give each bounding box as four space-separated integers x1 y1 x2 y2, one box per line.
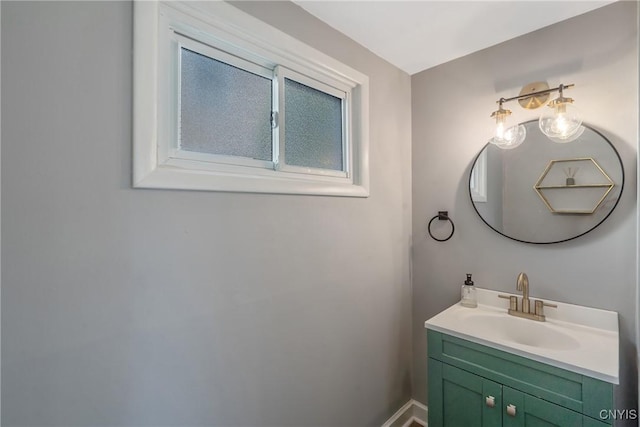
428 211 455 242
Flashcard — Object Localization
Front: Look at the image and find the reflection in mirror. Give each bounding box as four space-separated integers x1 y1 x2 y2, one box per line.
469 121 624 244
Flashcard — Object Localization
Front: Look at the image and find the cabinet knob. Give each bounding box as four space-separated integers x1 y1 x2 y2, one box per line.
506 404 517 417
485 395 495 408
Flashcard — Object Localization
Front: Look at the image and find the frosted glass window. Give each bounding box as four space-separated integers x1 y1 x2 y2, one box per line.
180 48 272 161
134 2 369 196
284 78 343 171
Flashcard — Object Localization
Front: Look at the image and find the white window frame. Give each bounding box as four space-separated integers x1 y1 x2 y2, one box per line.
470 149 487 203
171 35 275 171
133 1 370 197
275 66 350 179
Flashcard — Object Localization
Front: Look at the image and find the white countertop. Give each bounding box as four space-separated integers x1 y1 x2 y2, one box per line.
424 288 619 384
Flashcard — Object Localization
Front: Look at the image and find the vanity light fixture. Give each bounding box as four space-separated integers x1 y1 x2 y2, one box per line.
489 82 583 149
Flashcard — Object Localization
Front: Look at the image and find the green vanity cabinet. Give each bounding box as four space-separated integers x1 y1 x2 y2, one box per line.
429 361 502 427
428 330 613 427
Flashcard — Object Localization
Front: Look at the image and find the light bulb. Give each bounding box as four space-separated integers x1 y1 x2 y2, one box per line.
495 119 506 140
539 97 582 141
489 104 525 149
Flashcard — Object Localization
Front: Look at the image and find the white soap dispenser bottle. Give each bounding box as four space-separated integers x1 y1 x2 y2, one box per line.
461 274 477 308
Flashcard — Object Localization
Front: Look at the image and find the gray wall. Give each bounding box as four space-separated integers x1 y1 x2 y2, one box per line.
412 0 638 420
1 1 412 426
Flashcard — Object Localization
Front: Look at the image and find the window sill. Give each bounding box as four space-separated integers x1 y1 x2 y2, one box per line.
134 164 369 197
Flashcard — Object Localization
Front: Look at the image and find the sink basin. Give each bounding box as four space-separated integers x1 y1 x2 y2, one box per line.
425 288 619 384
460 311 580 351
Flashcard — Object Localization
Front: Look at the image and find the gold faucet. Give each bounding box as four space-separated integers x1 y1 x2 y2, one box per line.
499 272 557 321
517 272 530 314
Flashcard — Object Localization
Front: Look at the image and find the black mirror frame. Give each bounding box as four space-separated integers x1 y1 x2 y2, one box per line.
469 122 625 244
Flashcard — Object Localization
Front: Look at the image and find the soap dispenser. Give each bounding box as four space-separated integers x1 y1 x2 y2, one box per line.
461 274 477 308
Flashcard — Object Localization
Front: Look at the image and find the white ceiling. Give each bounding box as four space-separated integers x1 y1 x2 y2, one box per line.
293 1 616 75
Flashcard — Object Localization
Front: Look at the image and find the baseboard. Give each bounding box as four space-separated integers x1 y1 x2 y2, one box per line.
412 400 428 425
382 400 413 427
382 399 428 427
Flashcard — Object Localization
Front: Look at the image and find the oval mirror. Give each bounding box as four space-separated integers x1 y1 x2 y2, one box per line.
469 121 624 244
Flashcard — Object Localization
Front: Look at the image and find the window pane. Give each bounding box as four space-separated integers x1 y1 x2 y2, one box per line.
284 78 343 171
180 48 272 161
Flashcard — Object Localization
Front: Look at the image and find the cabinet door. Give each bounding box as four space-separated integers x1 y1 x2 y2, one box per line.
583 417 611 427
503 386 582 427
429 359 502 427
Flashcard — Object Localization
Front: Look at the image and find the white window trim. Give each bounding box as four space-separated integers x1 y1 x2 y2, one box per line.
133 1 370 197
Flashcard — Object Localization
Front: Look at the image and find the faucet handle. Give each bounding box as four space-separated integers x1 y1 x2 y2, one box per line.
534 300 557 317
499 294 518 311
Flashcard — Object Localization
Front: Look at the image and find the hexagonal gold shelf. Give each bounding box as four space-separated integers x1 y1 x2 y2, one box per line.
534 158 615 214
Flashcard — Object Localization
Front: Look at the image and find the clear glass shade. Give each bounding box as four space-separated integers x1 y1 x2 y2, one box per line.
545 124 585 143
538 100 583 141
490 123 527 149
